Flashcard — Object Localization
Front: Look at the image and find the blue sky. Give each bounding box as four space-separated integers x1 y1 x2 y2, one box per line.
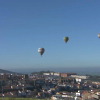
0 0 100 72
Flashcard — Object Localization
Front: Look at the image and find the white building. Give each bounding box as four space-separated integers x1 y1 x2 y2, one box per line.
76 78 82 82
71 75 88 79
76 92 81 97
43 73 50 75
54 73 60 76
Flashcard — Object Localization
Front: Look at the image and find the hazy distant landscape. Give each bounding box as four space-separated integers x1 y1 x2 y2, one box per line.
4 67 100 75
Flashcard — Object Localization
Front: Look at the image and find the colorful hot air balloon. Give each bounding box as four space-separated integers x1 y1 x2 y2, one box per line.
38 48 45 56
63 37 69 43
98 33 100 39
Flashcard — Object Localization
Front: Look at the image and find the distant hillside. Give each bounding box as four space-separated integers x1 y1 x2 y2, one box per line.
0 69 22 75
31 70 54 75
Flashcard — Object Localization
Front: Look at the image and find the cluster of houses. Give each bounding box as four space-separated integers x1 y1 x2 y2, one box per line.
0 72 100 100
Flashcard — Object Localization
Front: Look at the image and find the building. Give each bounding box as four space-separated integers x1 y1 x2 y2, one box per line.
60 73 77 77
76 78 82 82
23 74 28 79
43 73 50 76
58 77 76 84
70 75 88 79
54 73 60 76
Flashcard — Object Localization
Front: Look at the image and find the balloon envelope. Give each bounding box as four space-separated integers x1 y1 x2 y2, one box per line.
63 37 69 43
98 33 100 39
38 48 45 56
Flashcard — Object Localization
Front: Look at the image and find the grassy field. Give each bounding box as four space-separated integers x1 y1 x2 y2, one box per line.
0 98 48 100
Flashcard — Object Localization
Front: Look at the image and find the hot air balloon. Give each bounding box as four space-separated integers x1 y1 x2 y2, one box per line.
38 48 45 56
63 37 69 43
98 33 100 39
